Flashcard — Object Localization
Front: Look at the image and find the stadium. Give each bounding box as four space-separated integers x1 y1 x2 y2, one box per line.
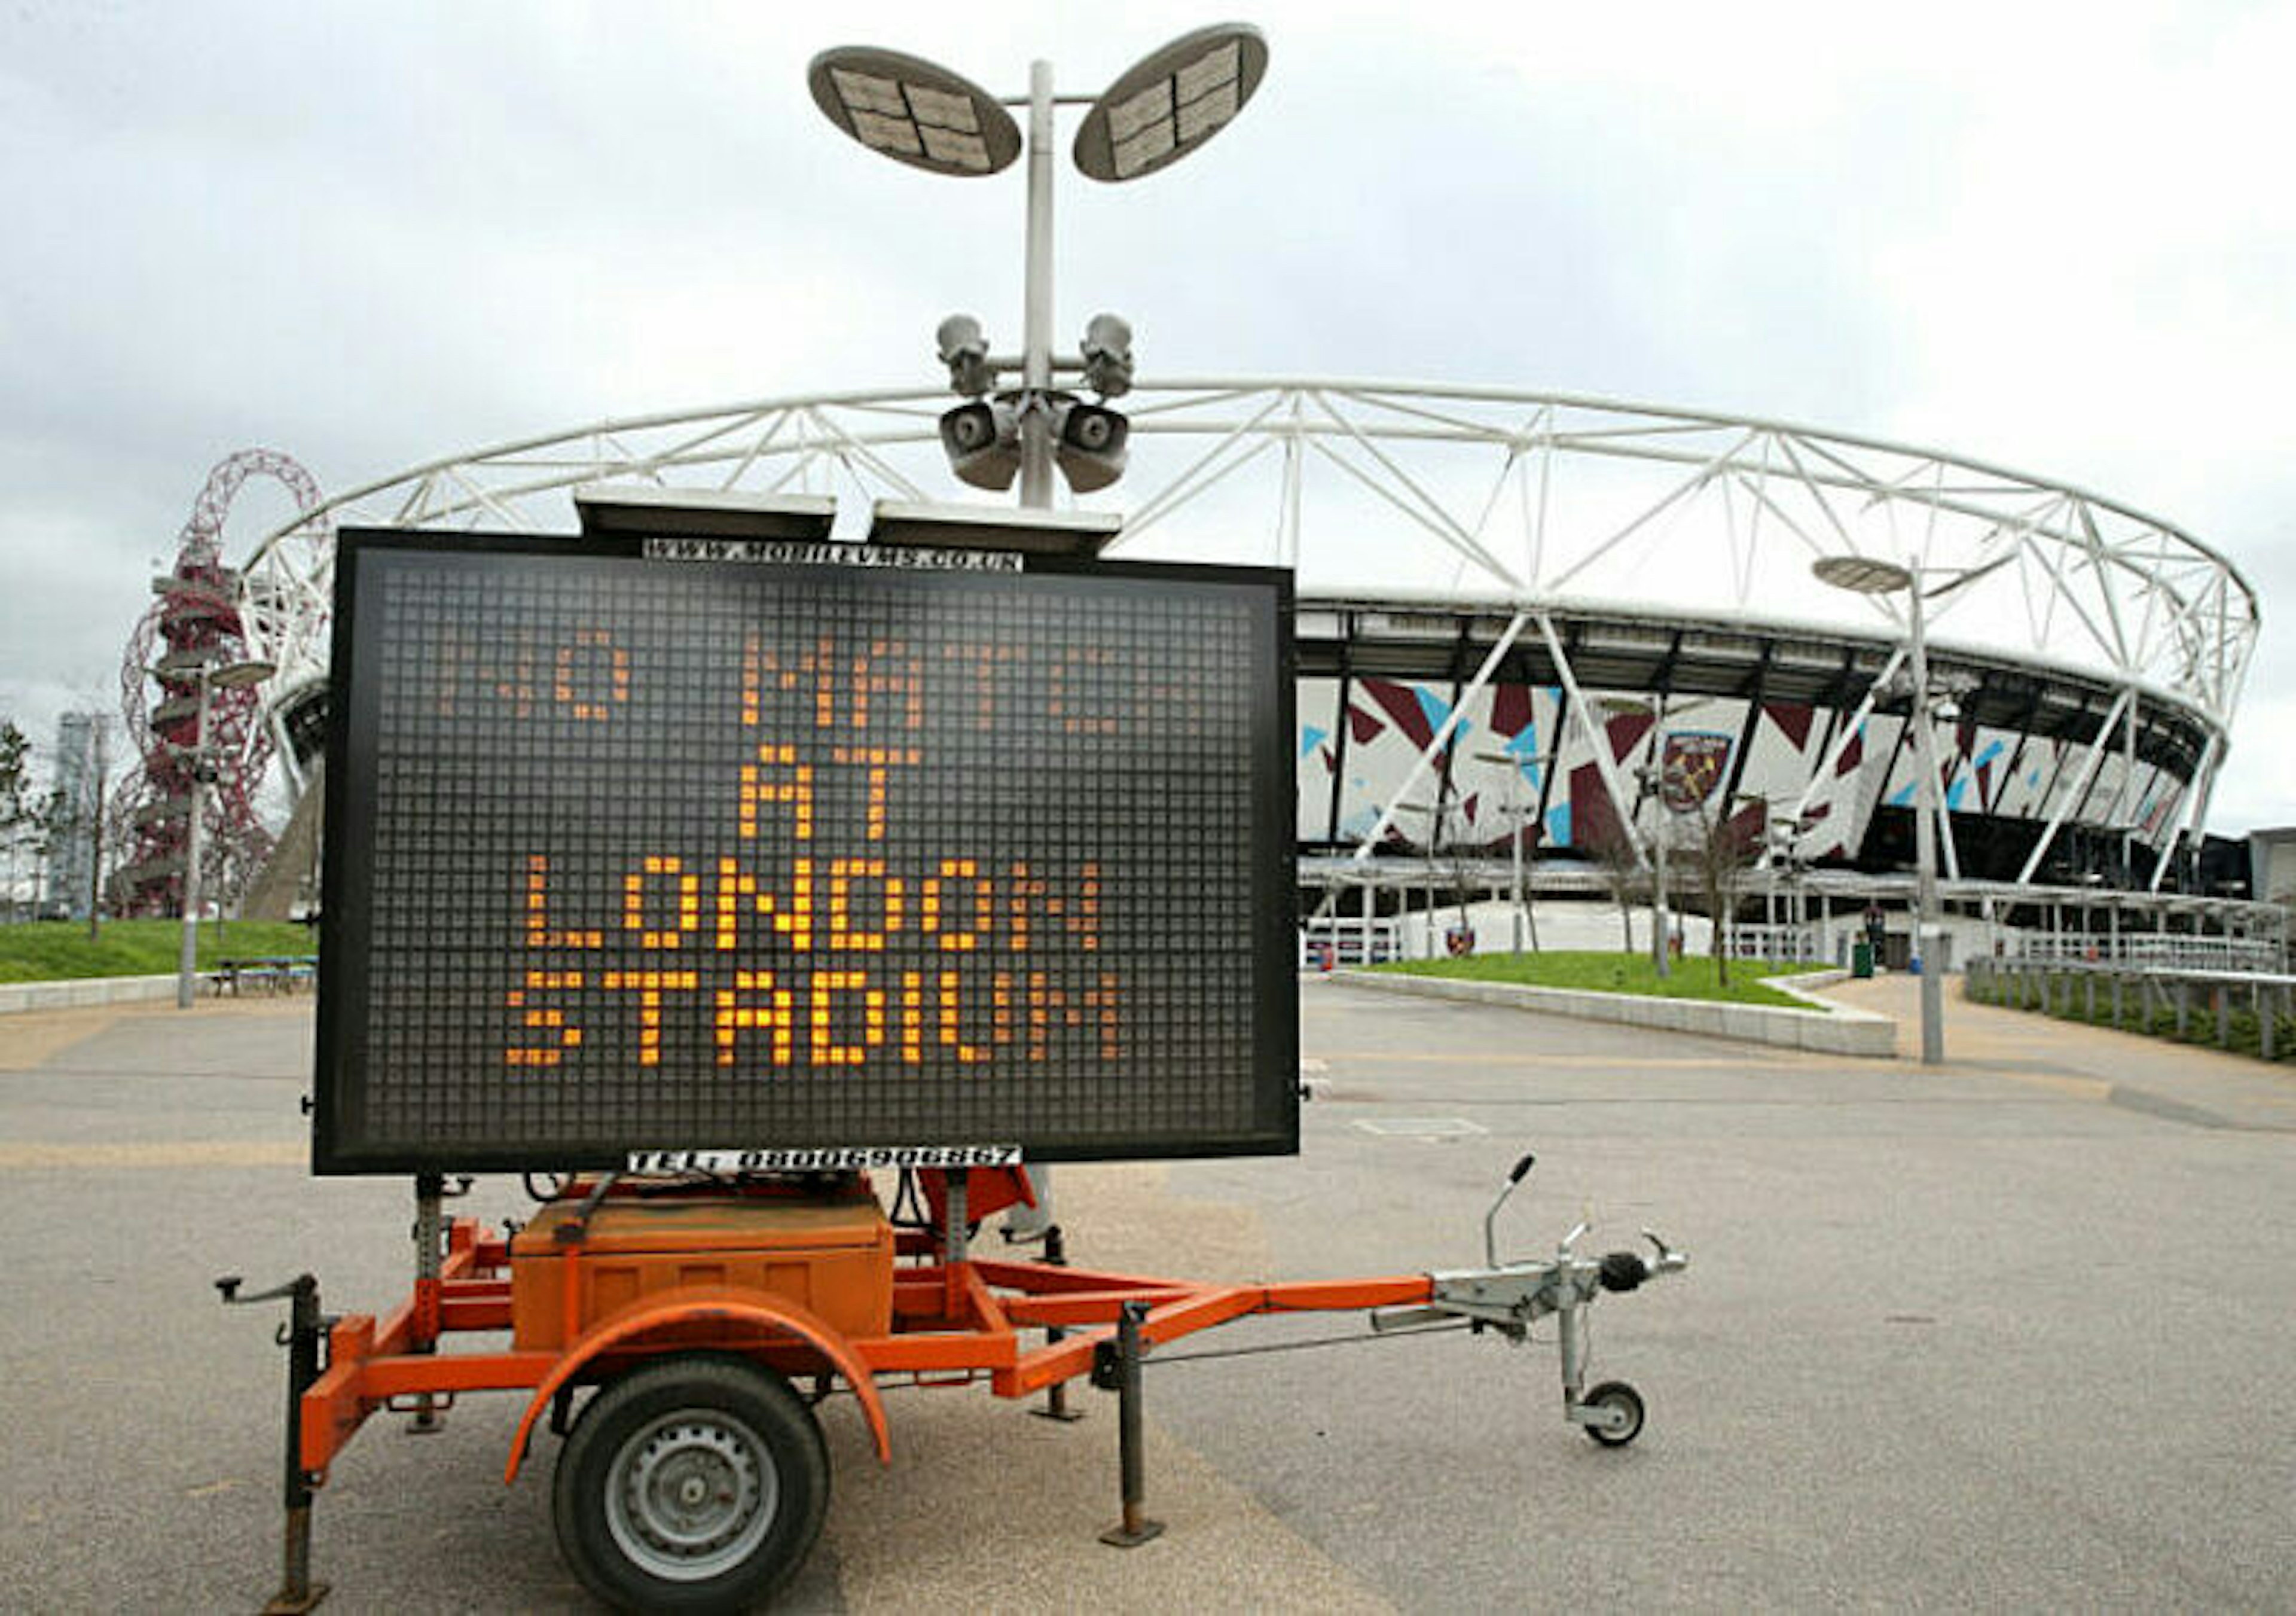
126 378 2273 959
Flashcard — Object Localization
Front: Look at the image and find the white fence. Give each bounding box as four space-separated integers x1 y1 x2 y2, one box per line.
1722 923 1824 963
1299 918 1404 969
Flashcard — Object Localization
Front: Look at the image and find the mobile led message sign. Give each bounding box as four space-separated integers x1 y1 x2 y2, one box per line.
315 529 1296 1174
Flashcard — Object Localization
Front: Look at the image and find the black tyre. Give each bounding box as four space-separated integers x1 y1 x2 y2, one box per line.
552 1353 829 1613
1582 1379 1645 1447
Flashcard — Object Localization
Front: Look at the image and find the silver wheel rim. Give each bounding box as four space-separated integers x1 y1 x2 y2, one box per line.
1600 1392 1639 1439
603 1407 778 1583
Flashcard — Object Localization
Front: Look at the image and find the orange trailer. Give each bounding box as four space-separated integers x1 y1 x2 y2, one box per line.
221 1155 1684 1613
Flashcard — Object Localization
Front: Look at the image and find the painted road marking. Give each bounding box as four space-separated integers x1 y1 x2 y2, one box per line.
1352 1117 1488 1138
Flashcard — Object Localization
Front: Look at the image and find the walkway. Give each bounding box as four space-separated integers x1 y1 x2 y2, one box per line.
1819 970 2296 1132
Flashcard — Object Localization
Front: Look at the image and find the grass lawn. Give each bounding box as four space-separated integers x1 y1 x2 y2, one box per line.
0 919 317 984
1374 949 1835 1010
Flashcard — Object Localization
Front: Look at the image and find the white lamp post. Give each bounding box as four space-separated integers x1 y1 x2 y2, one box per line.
1811 554 1952 1063
808 31 1268 1243
1474 748 1553 954
1399 795 1476 950
164 655 274 1009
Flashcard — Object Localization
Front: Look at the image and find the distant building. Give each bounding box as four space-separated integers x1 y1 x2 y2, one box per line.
42 712 102 921
2248 828 2296 909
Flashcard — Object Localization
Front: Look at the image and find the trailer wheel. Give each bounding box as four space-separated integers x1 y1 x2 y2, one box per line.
1581 1380 1645 1447
553 1353 828 1612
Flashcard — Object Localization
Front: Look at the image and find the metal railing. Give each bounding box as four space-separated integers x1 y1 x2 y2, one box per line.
2004 931 2283 973
1299 919 1403 969
1966 956 2296 1061
1723 923 1824 963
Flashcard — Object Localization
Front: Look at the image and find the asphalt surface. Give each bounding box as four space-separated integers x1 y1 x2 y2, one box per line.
2 975 2292 1611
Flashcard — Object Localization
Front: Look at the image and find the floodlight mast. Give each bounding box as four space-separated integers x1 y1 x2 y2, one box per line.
805 30 1265 1238
808 28 1268 510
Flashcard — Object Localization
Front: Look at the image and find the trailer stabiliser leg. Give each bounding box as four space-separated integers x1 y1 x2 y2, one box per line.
407 1172 445 1434
1032 1224 1083 1424
217 1272 331 1615
1095 1301 1164 1548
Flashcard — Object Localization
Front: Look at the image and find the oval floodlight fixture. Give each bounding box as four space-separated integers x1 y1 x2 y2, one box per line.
1812 554 1916 596
1073 23 1269 183
807 45 1021 178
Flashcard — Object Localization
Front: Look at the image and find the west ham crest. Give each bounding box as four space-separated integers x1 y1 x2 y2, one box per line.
1659 731 1732 811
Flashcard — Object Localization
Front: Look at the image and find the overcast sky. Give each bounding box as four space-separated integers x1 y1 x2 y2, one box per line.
3 1 2290 830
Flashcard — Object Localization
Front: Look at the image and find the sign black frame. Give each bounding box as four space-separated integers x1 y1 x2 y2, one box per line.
314 526 1296 1174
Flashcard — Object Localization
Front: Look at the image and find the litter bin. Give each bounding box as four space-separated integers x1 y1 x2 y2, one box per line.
1851 940 1874 980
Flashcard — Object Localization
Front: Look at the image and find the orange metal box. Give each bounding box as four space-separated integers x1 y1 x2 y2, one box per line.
510 1184 895 1352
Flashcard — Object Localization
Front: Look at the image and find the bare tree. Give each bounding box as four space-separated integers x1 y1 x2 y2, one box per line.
97 780 141 928
0 720 32 922
32 785 69 919
1577 795 1645 954
1681 791 1767 985
87 719 125 940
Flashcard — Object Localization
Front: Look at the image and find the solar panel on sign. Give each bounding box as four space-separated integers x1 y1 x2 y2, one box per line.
1074 24 1268 184
807 46 1021 178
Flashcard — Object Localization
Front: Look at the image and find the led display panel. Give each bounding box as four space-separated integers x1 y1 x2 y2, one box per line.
315 529 1296 1173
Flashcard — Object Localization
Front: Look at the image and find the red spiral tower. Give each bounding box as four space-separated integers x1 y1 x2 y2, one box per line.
116 450 323 916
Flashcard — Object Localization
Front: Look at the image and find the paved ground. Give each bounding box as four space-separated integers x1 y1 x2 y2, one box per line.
2 978 2292 1611
1828 968 2296 1130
